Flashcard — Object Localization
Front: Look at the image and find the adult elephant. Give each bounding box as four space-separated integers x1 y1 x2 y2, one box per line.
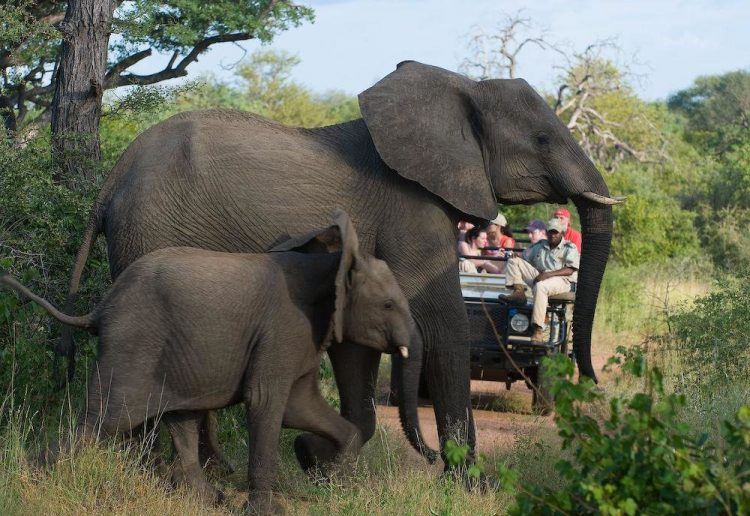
61 61 619 468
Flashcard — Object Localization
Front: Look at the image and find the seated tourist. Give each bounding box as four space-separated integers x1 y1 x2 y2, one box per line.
501 218 579 342
524 219 547 245
553 207 582 252
458 226 503 274
457 220 474 250
483 229 507 273
487 213 516 252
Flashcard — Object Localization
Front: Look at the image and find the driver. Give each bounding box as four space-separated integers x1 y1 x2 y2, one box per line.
500 218 580 342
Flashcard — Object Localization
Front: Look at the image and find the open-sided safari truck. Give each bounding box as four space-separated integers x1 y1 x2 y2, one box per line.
460 257 575 414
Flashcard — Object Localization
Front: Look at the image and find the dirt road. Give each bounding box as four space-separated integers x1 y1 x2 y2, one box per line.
375 380 554 455
375 350 612 456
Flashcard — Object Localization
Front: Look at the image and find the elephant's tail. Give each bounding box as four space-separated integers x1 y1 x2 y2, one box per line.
56 198 106 382
0 272 98 334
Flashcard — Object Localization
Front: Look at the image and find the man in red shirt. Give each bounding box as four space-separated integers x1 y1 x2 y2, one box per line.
553 207 582 252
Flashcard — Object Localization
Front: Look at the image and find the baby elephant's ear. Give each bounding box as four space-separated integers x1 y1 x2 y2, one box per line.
269 225 342 254
332 210 361 343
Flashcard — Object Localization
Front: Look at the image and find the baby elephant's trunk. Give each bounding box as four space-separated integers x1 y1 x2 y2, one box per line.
0 272 97 334
393 323 438 464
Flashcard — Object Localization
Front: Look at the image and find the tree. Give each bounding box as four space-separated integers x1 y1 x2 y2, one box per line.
460 16 666 172
551 44 668 171
668 70 750 154
459 11 551 80
1 1 313 182
50 0 117 184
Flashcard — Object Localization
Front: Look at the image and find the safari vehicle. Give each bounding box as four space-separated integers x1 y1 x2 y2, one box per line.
460 267 575 414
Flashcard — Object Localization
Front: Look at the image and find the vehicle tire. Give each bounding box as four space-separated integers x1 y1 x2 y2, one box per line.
531 362 554 415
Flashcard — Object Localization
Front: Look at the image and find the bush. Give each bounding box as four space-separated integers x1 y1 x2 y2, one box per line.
654 271 750 405
0 134 110 417
500 348 750 514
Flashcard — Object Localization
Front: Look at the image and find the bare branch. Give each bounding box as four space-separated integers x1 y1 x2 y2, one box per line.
459 10 555 80
166 50 179 70
105 49 152 82
106 32 252 89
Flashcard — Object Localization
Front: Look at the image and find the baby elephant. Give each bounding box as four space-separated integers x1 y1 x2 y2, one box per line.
1 210 433 512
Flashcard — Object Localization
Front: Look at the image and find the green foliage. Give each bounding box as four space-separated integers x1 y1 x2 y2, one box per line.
668 70 750 154
608 167 699 266
1 1 314 131
658 271 750 397
443 438 485 482
501 349 750 515
668 70 750 270
175 50 361 127
0 132 108 416
112 0 313 53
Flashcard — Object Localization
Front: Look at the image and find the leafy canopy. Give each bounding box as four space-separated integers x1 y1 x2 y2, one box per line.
0 1 314 131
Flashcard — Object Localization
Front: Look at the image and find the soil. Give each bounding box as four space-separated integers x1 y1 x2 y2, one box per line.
375 349 612 456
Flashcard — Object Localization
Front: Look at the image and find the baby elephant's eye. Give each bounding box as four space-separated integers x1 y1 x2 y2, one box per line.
536 133 550 146
384 300 394 310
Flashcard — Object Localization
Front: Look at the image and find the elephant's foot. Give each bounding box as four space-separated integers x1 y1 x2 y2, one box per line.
172 466 224 504
293 433 337 473
247 490 284 515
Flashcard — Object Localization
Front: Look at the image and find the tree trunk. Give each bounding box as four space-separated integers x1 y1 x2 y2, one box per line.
2 95 17 134
51 0 116 187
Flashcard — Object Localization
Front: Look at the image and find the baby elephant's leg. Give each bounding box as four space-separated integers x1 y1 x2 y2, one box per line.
164 411 223 503
244 391 287 514
284 370 362 471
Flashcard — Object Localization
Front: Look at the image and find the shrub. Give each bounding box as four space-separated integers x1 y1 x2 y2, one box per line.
500 348 750 514
654 270 750 405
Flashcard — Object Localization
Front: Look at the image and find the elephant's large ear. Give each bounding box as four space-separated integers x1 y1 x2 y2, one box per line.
359 61 496 220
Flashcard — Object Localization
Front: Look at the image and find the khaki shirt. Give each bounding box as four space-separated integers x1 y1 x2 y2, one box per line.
523 238 580 282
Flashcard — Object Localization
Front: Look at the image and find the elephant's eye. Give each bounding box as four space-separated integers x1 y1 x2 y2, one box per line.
384 300 394 310
536 133 550 146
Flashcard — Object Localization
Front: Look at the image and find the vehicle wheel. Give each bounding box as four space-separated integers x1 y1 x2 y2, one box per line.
531 362 554 415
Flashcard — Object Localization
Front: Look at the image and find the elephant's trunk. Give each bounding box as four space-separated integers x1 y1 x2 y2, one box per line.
571 198 613 383
393 324 438 464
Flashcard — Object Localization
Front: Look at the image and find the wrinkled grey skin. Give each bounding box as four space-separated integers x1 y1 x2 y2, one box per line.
61 61 617 469
3 212 434 510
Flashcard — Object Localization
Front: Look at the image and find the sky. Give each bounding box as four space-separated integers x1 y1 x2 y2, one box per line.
134 0 749 101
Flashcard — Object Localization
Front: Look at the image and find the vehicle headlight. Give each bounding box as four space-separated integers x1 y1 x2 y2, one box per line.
510 313 530 333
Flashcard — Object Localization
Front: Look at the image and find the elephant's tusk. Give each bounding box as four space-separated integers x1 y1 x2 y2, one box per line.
398 346 409 358
580 191 626 205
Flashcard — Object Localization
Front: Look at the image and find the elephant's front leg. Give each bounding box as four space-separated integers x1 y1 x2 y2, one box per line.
293 342 380 470
412 280 475 467
284 370 362 473
245 390 287 514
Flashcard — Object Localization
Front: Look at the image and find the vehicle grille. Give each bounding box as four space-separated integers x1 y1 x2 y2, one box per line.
466 302 507 348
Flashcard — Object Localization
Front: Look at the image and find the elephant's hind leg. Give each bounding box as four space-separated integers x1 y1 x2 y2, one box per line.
284 370 362 473
164 411 223 504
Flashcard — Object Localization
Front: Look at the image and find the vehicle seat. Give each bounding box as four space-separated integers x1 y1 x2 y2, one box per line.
549 291 576 303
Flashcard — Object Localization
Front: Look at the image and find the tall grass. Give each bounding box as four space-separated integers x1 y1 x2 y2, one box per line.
0 401 510 514
593 260 711 355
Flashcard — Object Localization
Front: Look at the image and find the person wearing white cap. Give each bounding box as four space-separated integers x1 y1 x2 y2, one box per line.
486 212 515 255
500 217 580 342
